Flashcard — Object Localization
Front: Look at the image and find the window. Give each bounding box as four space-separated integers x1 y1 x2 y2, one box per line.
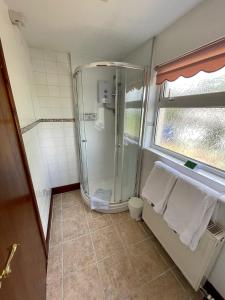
155 106 225 171
153 39 225 172
124 71 144 141
164 67 225 97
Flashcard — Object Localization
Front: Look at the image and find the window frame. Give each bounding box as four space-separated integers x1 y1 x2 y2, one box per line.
150 82 225 177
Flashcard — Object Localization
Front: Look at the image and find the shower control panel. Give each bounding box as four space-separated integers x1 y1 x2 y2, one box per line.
98 80 112 104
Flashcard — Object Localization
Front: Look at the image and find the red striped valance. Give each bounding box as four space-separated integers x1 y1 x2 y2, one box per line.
155 38 225 85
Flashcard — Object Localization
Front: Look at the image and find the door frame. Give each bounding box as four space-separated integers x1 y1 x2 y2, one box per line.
0 40 47 260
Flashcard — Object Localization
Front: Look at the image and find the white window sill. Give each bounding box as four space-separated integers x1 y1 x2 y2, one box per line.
144 146 225 203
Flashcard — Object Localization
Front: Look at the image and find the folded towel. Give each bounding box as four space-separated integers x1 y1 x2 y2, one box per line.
141 161 178 214
163 176 219 251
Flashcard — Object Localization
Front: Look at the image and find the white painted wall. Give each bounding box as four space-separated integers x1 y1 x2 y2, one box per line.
124 38 153 66
138 0 225 296
0 0 51 237
154 0 225 66
0 1 35 128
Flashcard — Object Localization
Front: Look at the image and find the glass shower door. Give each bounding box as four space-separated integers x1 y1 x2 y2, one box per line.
74 71 89 195
81 67 117 208
118 68 145 202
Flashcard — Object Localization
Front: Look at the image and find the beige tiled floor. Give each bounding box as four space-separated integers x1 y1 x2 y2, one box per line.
47 190 203 300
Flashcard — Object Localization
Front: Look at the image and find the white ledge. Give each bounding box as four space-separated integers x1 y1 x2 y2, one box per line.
144 147 225 203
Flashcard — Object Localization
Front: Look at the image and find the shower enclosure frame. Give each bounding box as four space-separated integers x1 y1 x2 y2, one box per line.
73 61 148 213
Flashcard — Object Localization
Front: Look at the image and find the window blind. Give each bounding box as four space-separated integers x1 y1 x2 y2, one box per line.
155 38 225 85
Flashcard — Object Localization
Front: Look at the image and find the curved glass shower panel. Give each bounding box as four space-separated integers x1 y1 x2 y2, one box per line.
74 63 145 211
113 68 125 204
121 68 145 201
81 67 116 208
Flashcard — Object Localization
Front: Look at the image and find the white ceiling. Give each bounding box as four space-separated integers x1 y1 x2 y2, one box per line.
5 0 203 59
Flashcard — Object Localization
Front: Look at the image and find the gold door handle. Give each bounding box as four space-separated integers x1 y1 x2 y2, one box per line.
0 243 19 287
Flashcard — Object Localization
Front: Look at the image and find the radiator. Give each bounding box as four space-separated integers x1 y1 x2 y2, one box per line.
142 199 225 291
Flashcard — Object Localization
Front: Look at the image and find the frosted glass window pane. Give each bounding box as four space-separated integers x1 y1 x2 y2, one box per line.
165 66 225 97
126 87 143 102
155 108 225 171
124 108 141 139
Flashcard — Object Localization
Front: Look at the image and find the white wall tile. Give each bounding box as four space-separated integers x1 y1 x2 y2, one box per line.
61 107 74 118
59 97 73 108
57 62 70 74
36 85 49 97
58 74 72 86
33 72 47 85
45 60 58 74
57 52 70 64
31 58 45 72
47 73 59 85
43 49 57 62
23 126 51 237
48 85 60 97
59 86 72 98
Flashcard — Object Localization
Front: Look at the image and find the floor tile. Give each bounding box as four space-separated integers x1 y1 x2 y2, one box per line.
127 238 170 284
62 190 83 209
63 264 104 300
110 211 130 224
63 234 95 274
86 209 102 219
131 271 189 300
52 207 62 226
172 267 203 300
62 204 85 221
46 278 62 300
52 194 62 210
47 246 62 285
138 220 155 237
87 211 112 232
48 244 62 275
92 225 123 261
117 219 149 245
47 190 203 300
63 217 89 241
152 237 175 268
98 248 140 300
49 219 62 247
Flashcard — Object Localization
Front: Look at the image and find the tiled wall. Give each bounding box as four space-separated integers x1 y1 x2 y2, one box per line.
23 126 51 235
30 48 73 119
38 121 78 187
29 48 79 188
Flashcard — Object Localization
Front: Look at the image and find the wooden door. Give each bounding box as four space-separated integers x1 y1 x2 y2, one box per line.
0 42 47 299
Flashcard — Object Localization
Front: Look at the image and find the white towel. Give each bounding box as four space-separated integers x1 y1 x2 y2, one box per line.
163 176 219 251
141 161 179 215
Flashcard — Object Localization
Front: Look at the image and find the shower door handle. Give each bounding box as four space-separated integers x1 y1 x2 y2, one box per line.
82 140 87 143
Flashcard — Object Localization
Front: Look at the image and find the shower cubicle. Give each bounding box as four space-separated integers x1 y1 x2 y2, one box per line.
74 62 146 212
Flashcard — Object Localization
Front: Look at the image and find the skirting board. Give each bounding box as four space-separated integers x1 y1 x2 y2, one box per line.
203 281 224 300
46 193 53 255
52 182 80 195
46 182 80 253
